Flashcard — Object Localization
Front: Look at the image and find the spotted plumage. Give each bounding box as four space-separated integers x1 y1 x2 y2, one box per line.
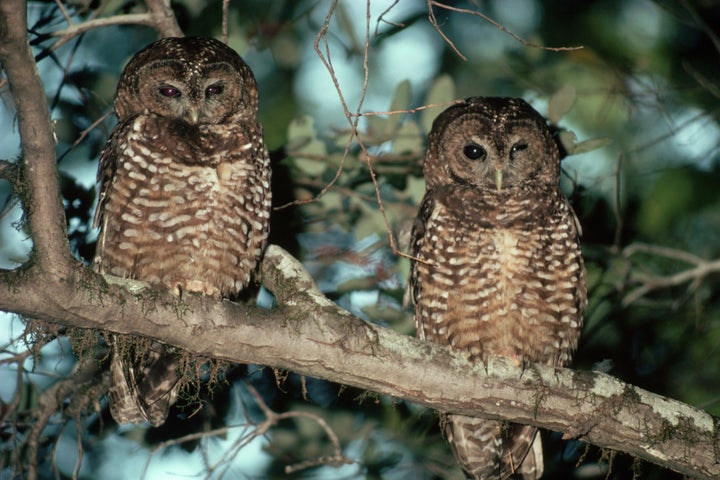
93 37 271 426
409 97 586 479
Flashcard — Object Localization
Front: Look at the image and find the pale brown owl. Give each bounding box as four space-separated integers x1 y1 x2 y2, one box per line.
409 97 586 479
93 36 271 426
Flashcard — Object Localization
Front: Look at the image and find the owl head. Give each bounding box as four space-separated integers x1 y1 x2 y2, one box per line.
113 37 259 125
423 97 560 191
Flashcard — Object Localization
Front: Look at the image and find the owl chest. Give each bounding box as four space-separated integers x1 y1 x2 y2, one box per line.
112 156 245 225
101 153 257 266
426 220 544 307
416 204 582 363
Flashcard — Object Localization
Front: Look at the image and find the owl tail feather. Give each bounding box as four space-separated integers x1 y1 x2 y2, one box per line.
444 414 542 480
108 335 181 427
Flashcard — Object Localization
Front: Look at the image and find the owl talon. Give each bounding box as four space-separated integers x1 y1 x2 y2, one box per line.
183 280 221 298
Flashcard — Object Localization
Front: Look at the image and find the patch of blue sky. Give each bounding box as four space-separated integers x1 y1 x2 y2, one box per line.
294 0 440 133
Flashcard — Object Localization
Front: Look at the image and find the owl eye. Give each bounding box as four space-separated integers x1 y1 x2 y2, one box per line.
158 86 181 98
510 142 528 155
206 84 224 96
463 143 486 161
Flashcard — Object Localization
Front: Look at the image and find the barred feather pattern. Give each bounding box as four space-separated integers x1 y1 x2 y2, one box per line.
93 37 271 426
410 97 586 479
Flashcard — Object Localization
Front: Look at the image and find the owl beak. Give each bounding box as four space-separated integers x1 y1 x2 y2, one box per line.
495 169 504 191
186 107 200 125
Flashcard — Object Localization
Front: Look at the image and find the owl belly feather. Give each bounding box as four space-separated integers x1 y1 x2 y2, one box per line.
415 196 583 367
95 118 270 298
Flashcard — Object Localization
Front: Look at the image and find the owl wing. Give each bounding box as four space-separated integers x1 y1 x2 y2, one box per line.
109 338 181 427
93 115 182 426
408 191 438 341
93 117 135 232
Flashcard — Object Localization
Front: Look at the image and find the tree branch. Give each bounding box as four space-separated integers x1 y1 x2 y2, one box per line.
144 0 183 37
1 245 718 479
48 14 157 52
0 0 74 278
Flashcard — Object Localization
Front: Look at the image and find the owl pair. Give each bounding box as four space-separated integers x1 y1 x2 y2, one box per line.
95 37 585 480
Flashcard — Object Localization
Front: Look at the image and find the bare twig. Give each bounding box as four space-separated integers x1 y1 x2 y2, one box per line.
144 0 183 37
375 0 403 36
353 100 459 117
426 1 583 60
142 384 353 477
624 243 706 266
45 0 184 53
58 111 112 162
48 14 156 52
425 0 466 60
622 243 720 306
52 0 73 24
222 0 230 44
683 61 720 100
680 0 720 56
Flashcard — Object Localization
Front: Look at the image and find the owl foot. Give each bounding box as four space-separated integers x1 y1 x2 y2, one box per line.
183 280 222 299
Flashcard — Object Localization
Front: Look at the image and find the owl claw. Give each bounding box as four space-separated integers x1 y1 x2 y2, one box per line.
184 280 222 299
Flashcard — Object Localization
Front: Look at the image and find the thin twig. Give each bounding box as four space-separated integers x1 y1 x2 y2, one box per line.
375 0 403 36
58 111 112 162
680 0 720 56
143 383 353 477
222 0 230 44
624 243 706 266
352 100 459 117
428 1 583 59
622 244 720 306
49 14 156 52
52 0 73 25
426 0 466 60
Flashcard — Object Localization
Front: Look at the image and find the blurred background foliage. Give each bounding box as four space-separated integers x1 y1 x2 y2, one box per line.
1 0 720 479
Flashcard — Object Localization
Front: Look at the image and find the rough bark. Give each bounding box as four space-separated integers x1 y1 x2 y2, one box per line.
0 245 718 479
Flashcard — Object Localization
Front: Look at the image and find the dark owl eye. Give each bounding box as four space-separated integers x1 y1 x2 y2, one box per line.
206 84 224 96
158 86 181 98
510 142 528 155
463 143 486 160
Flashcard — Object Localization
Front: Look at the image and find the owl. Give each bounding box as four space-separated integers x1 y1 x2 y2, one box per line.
93 36 271 426
409 97 586 479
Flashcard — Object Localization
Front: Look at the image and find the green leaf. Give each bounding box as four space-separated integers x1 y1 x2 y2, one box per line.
558 130 577 154
392 120 423 155
571 137 612 155
387 79 411 133
403 174 426 205
365 115 389 145
287 115 327 176
548 84 576 124
421 74 456 134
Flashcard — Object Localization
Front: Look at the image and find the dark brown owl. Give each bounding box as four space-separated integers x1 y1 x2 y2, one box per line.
409 97 586 479
93 37 271 426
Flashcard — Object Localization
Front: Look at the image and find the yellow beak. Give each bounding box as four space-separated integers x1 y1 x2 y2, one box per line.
495 169 503 191
187 107 200 125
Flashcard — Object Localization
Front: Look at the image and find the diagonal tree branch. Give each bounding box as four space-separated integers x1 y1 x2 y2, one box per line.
0 244 718 479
